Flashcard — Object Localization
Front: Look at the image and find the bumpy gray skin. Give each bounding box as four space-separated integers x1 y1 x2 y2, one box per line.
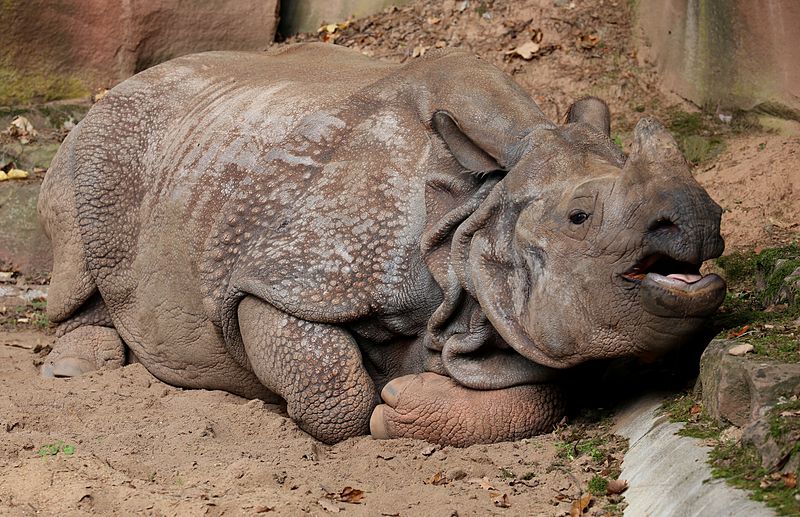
38 43 726 446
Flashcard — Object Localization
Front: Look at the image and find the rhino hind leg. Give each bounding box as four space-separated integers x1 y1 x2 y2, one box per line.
41 294 126 378
370 372 565 446
237 296 377 444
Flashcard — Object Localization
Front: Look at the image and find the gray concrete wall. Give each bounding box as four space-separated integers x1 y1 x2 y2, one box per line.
634 0 800 118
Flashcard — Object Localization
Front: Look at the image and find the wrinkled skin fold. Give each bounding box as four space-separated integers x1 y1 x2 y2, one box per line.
38 43 726 446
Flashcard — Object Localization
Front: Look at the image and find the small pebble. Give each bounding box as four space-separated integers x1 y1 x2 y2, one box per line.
728 343 754 356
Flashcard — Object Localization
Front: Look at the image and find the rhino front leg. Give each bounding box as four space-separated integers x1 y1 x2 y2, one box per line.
237 296 377 444
41 326 126 378
41 294 126 378
370 372 565 446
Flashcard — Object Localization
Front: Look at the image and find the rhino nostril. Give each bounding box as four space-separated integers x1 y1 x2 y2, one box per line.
648 217 678 233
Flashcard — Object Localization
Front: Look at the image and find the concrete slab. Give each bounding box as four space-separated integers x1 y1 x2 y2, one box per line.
614 395 774 517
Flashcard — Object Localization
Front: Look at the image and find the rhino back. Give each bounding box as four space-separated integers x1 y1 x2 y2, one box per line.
68 45 442 373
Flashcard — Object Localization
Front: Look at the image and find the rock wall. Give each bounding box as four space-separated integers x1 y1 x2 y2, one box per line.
0 0 279 102
634 0 800 117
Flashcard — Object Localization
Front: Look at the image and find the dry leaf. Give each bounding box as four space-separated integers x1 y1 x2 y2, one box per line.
328 486 365 504
427 16 441 24
492 493 511 508
727 324 750 338
689 404 702 415
505 41 541 60
318 499 341 513
93 89 109 103
606 479 628 495
412 45 429 58
569 493 592 517
425 471 449 486
576 34 600 49
0 171 7 182
7 169 29 180
783 472 797 489
5 116 38 143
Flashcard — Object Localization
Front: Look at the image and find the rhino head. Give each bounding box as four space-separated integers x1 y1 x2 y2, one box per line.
425 98 725 389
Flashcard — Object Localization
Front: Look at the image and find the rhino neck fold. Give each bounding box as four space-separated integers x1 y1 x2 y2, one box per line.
421 174 555 389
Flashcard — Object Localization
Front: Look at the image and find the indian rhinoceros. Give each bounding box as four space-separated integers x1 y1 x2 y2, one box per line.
38 43 726 446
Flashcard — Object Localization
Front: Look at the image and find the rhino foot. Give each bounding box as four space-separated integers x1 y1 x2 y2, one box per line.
41 325 126 378
370 372 564 447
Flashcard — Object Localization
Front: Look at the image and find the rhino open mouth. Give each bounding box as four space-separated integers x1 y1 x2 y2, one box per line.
622 253 726 317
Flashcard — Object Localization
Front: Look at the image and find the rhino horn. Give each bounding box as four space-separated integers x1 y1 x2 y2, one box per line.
629 117 685 166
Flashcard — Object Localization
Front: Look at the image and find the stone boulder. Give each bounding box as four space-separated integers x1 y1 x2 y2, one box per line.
699 339 800 427
0 182 51 281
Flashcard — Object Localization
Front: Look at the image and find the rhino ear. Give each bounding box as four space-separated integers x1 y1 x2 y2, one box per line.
565 97 611 136
432 110 509 175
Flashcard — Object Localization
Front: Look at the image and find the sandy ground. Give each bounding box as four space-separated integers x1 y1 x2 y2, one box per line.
0 331 624 517
1 0 799 515
697 134 800 251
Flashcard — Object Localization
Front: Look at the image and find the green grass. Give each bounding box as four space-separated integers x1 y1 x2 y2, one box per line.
588 475 609 496
666 111 726 165
37 440 76 457
662 394 799 516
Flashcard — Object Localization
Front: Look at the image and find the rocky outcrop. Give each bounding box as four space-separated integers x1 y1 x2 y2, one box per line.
0 182 51 280
700 339 800 427
0 0 279 101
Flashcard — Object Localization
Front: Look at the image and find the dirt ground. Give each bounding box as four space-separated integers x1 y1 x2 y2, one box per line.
1 0 798 515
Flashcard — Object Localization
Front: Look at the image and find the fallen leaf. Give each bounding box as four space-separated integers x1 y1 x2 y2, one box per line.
783 472 797 489
93 89 109 103
606 479 628 495
427 16 441 24
492 493 511 508
576 34 600 49
317 499 341 513
727 324 750 338
505 41 541 60
569 493 592 517
689 404 702 415
7 169 29 180
0 171 7 182
412 45 429 58
425 471 449 486
327 486 365 504
4 116 38 143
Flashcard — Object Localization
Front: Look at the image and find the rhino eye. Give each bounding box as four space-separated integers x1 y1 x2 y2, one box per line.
569 210 590 225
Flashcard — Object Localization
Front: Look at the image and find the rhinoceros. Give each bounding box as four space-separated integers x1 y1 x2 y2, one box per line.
38 43 726 446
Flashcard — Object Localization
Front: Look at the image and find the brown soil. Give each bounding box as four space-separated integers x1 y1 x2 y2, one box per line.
1 331 624 516
1 0 798 515
697 134 800 251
